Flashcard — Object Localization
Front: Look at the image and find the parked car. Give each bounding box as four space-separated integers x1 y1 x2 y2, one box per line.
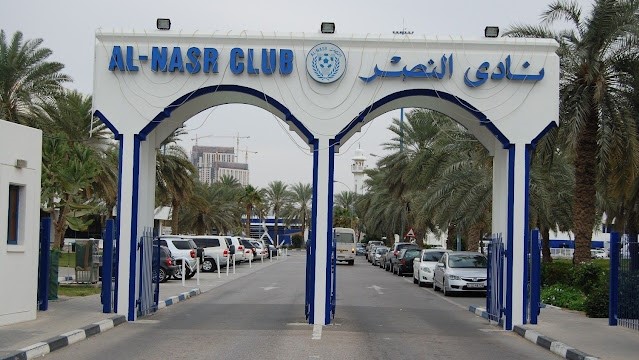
250 240 269 258
356 243 366 256
226 236 247 262
152 246 178 283
154 236 198 279
371 246 388 266
383 242 420 272
184 235 231 272
240 238 256 261
334 227 357 265
590 248 608 259
433 251 487 296
366 241 384 260
393 248 421 276
413 249 449 287
367 245 380 263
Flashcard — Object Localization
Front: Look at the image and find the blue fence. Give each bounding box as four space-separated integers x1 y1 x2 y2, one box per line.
138 227 159 317
610 232 639 331
529 229 541 324
37 218 52 311
486 233 504 324
101 219 117 313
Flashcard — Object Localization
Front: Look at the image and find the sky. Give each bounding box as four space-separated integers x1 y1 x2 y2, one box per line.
0 0 592 194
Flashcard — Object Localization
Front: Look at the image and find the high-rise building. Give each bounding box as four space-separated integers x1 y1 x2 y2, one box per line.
191 145 250 186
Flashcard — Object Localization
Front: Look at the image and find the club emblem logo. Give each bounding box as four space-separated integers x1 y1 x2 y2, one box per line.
306 43 346 84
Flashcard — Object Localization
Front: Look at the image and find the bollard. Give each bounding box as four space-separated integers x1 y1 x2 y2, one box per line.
226 255 229 276
181 260 186 287
233 254 236 274
249 254 252 268
286 248 288 257
196 257 200 286
216 254 221 279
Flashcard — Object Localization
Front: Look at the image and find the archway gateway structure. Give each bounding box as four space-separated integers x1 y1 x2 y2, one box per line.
93 29 558 330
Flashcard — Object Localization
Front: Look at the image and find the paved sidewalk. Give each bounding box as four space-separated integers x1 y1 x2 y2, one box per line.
0 254 285 360
469 304 639 360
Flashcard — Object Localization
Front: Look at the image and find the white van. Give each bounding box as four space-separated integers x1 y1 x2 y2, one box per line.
333 227 357 265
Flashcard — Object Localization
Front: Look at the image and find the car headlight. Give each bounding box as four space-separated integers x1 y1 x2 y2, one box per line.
448 274 461 280
421 266 431 273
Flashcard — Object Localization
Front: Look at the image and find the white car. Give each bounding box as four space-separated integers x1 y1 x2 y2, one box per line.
413 249 449 287
226 236 247 263
433 251 488 296
183 235 231 272
155 236 198 279
591 248 608 259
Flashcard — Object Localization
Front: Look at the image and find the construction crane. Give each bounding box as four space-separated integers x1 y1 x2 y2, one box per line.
192 133 250 151
237 148 258 163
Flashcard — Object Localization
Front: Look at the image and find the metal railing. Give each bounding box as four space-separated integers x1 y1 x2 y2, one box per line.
486 233 504 324
610 233 639 331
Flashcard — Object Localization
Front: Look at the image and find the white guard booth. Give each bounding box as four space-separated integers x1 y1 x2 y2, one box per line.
92 30 558 329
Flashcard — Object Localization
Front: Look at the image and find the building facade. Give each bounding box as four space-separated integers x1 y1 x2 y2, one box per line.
191 145 250 186
0 120 42 326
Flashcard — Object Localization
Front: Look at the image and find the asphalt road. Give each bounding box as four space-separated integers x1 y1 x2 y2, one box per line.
46 254 558 360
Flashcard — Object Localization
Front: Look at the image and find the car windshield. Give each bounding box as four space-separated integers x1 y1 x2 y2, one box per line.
423 251 445 262
448 254 487 268
335 232 354 243
376 248 387 254
403 249 421 257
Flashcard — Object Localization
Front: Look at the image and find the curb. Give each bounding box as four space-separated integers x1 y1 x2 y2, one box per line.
513 326 599 360
467 306 599 360
0 315 126 360
1 288 201 360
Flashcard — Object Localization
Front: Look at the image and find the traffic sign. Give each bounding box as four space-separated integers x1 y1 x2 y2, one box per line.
405 228 415 238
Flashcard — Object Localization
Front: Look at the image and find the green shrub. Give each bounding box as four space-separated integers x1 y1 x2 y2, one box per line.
618 271 639 320
291 234 303 249
541 285 585 311
573 262 608 294
584 284 609 318
541 260 573 287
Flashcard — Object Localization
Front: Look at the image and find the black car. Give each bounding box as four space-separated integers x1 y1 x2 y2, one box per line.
393 248 422 276
153 246 178 283
240 238 257 258
384 242 420 272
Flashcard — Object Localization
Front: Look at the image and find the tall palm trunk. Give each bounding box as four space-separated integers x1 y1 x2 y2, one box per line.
541 225 552 264
245 204 252 237
467 223 482 252
447 223 456 250
572 111 598 264
171 199 181 235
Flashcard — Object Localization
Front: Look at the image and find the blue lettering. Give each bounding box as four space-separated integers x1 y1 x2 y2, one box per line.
125 46 139 71
169 47 184 72
108 46 125 71
186 47 201 74
203 48 219 73
261 49 276 75
247 49 259 75
230 48 244 74
279 49 293 75
151 47 168 72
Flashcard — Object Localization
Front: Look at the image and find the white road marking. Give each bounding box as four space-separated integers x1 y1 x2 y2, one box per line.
312 324 322 340
367 285 385 294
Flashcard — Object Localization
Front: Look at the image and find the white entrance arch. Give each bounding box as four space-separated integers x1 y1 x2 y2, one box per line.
92 30 558 329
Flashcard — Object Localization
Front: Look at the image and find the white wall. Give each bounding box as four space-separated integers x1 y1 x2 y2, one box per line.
0 120 42 326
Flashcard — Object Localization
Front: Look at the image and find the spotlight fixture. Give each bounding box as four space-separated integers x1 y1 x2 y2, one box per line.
321 22 335 34
484 26 499 38
157 18 171 30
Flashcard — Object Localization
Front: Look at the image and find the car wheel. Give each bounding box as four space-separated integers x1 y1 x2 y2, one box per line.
418 279 426 287
397 267 403 276
433 279 440 291
443 279 449 296
201 259 214 272
413 275 418 284
158 268 168 283
185 268 196 279
348 260 354 266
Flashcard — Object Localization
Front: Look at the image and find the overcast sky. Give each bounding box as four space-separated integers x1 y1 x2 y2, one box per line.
1 0 592 193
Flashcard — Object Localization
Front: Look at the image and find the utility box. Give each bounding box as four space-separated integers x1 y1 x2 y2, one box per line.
75 239 101 283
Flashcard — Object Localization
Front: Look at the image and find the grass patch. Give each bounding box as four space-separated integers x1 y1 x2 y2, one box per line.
541 285 586 311
59 284 101 297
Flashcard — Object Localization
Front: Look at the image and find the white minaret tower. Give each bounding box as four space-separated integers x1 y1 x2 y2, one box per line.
351 146 367 194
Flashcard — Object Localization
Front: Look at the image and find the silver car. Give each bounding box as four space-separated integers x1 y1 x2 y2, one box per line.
433 251 487 296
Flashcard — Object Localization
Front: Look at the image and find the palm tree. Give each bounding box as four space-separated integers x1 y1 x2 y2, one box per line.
265 181 290 245
156 142 196 234
239 185 264 236
285 182 312 239
0 30 70 125
180 182 241 235
506 0 639 263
